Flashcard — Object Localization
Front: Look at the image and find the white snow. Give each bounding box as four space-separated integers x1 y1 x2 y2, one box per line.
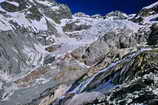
45 15 141 62
0 14 12 31
0 6 6 12
0 1 145 102
34 0 53 7
4 12 48 32
143 1 158 9
6 1 19 7
143 14 158 23
35 77 50 84
0 8 58 32
0 71 13 82
51 6 60 11
0 82 2 89
0 0 6 3
1 83 18 101
153 89 158 95
22 42 47 68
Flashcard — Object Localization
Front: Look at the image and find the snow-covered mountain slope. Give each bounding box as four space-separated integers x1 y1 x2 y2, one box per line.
0 0 72 76
0 0 72 104
0 0 158 105
132 1 158 24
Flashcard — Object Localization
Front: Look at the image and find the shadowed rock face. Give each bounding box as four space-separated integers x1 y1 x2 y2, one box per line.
148 23 158 45
138 2 158 17
0 0 72 75
63 22 91 32
1 0 27 12
0 0 73 105
0 31 42 75
70 23 148 67
41 2 158 105
132 2 158 23
0 0 72 22
54 48 158 105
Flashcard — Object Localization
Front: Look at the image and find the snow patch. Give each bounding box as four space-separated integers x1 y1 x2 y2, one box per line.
6 12 48 32
143 14 158 23
0 0 6 3
6 1 19 7
35 0 53 7
143 1 158 9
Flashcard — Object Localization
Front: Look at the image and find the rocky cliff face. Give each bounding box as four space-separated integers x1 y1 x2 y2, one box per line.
0 0 72 104
0 0 158 105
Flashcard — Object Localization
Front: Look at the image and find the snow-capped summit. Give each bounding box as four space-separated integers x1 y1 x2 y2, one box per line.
104 10 128 20
132 1 158 23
